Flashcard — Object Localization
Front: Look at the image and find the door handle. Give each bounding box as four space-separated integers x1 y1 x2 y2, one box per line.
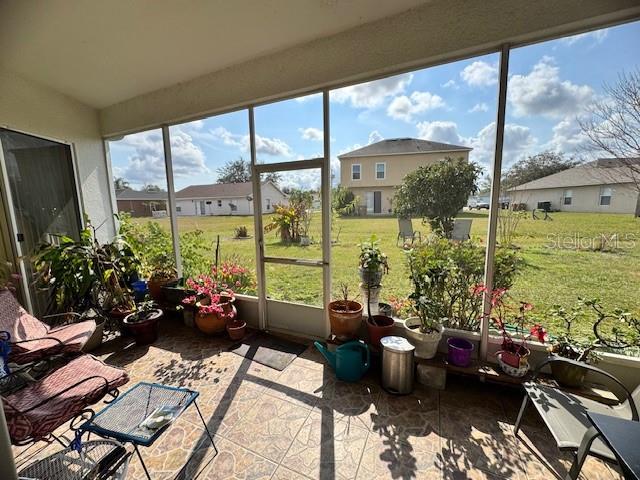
16 233 24 242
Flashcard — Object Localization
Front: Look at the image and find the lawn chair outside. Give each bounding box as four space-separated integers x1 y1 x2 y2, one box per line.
451 218 472 241
514 356 639 478
396 218 421 246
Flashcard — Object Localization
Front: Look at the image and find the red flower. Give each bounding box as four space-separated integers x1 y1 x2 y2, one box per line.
530 324 547 343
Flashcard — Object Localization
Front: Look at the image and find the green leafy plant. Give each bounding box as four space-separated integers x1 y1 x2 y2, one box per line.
264 190 313 243
234 225 249 238
548 302 601 364
406 237 523 331
332 186 359 217
358 235 389 274
393 157 481 237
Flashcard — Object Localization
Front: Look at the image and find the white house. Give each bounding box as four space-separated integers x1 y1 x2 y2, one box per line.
174 180 287 216
509 158 640 215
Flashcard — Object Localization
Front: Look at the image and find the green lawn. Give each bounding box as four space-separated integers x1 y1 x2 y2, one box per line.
136 211 640 340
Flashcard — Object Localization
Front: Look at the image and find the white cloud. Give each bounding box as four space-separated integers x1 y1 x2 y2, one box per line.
544 116 591 154
507 56 594 118
368 130 384 144
387 91 446 122
469 102 489 113
210 126 292 157
560 29 608 46
116 129 209 186
442 79 459 89
299 127 323 141
331 73 413 109
416 120 537 169
294 92 322 102
460 61 498 87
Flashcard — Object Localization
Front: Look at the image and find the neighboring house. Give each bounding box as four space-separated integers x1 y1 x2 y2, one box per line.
115 189 168 217
338 138 472 215
509 158 640 215
175 180 287 216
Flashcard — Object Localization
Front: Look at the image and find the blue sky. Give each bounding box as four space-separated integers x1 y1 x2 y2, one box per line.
109 21 640 191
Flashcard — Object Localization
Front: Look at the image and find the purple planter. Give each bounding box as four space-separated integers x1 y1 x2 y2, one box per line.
447 337 474 367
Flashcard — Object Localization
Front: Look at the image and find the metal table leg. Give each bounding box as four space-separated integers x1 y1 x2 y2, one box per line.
194 400 218 456
134 444 152 480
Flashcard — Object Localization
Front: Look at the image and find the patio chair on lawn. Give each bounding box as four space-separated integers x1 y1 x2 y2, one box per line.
396 217 421 246
0 289 96 364
451 218 472 241
514 356 639 476
2 354 129 445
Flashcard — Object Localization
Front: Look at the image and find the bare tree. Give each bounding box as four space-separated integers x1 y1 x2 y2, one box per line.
579 69 640 193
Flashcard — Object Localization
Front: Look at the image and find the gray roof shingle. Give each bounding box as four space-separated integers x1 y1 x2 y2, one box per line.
115 189 168 201
176 181 254 199
338 138 471 159
509 158 640 191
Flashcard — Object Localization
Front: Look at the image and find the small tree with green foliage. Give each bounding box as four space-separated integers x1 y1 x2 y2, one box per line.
332 185 359 216
394 158 481 237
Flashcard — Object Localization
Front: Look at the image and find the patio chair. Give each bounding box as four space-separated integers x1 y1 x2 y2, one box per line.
514 356 639 471
3 354 129 444
0 289 96 364
396 218 421 246
451 218 472 241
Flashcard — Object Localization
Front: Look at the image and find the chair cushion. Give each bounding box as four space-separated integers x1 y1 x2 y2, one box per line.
0 289 48 341
524 382 619 461
3 355 129 443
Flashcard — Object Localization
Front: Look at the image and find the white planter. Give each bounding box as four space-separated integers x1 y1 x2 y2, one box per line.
403 316 444 359
299 235 310 246
360 284 381 316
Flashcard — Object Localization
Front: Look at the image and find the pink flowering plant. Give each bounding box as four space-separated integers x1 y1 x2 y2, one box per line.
211 260 256 295
475 285 547 368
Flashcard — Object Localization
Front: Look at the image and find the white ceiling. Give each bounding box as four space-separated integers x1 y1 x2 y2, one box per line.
0 0 427 108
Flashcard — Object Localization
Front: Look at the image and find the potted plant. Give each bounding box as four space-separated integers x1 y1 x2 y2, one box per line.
299 208 312 246
358 235 389 288
180 294 199 328
147 253 177 303
195 291 236 335
123 300 163 345
226 300 246 340
365 282 394 348
328 284 363 341
481 286 547 377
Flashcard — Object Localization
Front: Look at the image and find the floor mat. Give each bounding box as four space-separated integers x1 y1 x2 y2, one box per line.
229 332 308 371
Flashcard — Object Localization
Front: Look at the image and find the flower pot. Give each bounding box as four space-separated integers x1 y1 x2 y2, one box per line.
161 278 193 306
148 276 177 303
551 358 587 388
403 317 444 359
123 309 163 345
131 280 148 303
226 319 247 340
360 284 381 316
378 302 393 318
366 315 395 348
182 305 196 328
447 337 474 367
195 296 237 336
329 300 363 341
497 353 530 377
497 344 530 369
109 306 135 337
359 267 383 288
82 316 105 352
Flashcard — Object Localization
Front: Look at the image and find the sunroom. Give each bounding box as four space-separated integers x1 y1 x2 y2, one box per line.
1 1 640 479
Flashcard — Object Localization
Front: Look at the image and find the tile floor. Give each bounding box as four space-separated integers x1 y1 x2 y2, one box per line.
12 321 624 479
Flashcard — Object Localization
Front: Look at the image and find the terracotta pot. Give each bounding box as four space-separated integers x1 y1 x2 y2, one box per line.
195 299 237 335
110 306 135 337
497 344 530 369
148 276 177 303
226 319 247 340
329 300 363 341
366 315 395 348
123 309 163 345
403 317 443 359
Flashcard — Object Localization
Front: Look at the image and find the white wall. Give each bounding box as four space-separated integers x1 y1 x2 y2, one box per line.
175 183 287 216
0 70 114 240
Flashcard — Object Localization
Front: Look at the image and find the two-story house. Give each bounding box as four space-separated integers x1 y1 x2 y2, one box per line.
338 138 472 215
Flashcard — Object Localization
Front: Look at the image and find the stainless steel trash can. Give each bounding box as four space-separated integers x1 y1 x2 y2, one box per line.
381 336 415 394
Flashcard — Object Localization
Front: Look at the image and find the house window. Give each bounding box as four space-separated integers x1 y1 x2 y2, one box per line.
599 187 612 206
176 206 182 212
563 190 572 206
217 199 222 207
351 164 361 180
266 198 271 210
376 162 386 179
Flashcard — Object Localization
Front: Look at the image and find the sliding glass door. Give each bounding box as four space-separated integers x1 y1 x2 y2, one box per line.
0 128 82 316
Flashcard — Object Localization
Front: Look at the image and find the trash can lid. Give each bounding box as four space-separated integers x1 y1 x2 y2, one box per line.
380 336 415 353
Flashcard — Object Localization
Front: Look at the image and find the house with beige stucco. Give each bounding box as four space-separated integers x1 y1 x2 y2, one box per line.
509 158 640 216
338 138 472 215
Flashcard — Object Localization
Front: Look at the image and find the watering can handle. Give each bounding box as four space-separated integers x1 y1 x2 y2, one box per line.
361 342 370 370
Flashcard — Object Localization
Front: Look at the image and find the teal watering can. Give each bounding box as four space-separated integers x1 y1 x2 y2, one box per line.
314 340 370 382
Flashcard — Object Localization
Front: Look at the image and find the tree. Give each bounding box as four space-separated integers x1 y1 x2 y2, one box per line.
144 184 165 192
217 158 281 185
394 157 481 237
579 69 640 193
332 185 359 216
113 177 130 191
501 151 581 191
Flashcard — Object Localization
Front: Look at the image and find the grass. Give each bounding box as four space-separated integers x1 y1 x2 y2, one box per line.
136 211 640 341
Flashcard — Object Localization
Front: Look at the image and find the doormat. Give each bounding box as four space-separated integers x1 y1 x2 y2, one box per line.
229 333 308 371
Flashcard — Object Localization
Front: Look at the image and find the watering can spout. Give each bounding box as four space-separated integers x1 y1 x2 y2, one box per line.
314 341 337 369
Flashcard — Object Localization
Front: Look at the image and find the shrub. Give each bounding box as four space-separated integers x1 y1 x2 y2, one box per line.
332 186 358 216
406 238 523 331
394 158 481 237
264 189 313 243
234 225 249 238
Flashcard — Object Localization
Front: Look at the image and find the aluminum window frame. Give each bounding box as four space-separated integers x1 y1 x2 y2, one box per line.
351 163 361 181
375 162 386 180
